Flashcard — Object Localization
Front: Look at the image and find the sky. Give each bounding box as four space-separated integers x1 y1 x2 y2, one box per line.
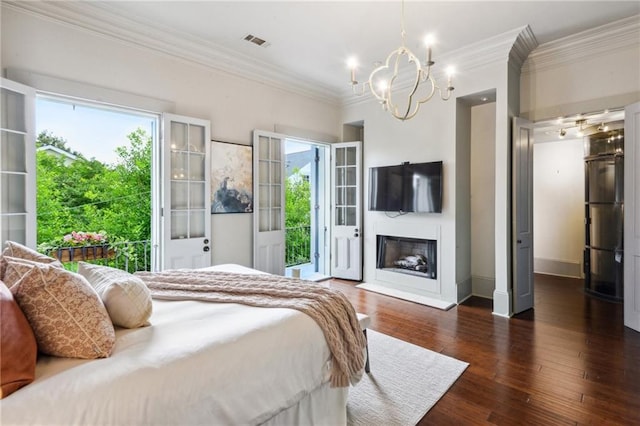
36 97 155 165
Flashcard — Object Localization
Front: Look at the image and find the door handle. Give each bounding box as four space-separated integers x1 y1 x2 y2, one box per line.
517 239 522 244
203 246 210 252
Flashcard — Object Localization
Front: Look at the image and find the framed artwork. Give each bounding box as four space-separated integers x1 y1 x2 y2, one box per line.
210 141 253 214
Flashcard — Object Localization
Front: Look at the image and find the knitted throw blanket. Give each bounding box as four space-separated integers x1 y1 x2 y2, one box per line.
135 270 366 388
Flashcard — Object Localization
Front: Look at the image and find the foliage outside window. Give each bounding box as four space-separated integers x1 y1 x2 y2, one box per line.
285 169 311 266
36 129 152 271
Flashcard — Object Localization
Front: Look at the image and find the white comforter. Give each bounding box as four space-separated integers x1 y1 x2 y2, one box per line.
1 265 334 425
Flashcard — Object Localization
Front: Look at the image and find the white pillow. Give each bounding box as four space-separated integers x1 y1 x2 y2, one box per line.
77 262 152 329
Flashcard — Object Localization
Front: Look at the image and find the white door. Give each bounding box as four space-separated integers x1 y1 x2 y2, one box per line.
253 131 286 275
513 117 534 313
331 142 362 280
0 78 36 249
160 113 211 270
624 102 640 332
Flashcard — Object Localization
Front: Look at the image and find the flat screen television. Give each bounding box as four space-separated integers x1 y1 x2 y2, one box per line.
368 161 443 213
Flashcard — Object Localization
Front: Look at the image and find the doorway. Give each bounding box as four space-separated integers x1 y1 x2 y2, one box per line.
35 95 158 271
284 139 330 281
532 109 625 298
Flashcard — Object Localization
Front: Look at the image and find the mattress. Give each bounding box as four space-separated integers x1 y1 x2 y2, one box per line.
0 264 340 425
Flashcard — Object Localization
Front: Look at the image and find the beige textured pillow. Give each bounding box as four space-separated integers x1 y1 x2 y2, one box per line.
11 262 115 359
1 257 41 290
77 262 152 329
1 241 63 282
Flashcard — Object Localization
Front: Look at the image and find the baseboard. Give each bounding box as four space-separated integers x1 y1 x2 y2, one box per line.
457 277 472 302
472 276 495 299
534 257 582 279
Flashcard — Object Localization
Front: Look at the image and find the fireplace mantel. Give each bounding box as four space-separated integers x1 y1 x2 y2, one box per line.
374 222 441 295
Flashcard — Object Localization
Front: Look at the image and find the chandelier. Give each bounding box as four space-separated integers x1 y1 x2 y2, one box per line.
348 0 455 121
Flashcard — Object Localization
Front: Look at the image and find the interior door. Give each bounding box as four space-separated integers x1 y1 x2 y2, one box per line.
160 113 211 270
624 101 640 332
513 117 534 314
253 131 285 275
0 78 36 249
331 141 362 280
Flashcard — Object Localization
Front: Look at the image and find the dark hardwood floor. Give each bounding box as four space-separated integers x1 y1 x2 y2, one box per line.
329 274 640 425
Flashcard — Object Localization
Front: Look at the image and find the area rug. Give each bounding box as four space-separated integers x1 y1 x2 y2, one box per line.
356 283 456 310
347 330 468 426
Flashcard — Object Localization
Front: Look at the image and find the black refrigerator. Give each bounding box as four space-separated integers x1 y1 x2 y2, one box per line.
584 122 624 301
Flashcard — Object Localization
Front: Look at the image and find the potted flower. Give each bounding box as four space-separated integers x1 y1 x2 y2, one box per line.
45 231 113 262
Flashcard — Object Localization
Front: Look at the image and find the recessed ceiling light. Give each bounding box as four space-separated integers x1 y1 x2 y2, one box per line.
480 97 488 102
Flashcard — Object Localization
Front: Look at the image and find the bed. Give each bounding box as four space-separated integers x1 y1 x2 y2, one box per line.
1 263 360 425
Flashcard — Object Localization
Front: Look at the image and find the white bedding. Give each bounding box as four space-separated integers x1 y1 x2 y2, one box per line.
0 264 344 425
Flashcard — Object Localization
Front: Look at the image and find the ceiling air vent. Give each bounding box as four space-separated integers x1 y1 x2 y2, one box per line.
243 34 270 48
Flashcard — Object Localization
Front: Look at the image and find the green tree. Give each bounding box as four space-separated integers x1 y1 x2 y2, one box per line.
285 169 311 228
36 128 151 247
285 169 311 265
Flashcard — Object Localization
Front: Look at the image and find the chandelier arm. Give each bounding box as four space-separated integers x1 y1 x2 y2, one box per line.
394 54 423 120
348 0 455 121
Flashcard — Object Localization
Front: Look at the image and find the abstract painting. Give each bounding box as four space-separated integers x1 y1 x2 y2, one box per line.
210 141 253 213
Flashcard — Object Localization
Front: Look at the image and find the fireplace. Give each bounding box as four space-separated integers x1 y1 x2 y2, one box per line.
376 235 437 279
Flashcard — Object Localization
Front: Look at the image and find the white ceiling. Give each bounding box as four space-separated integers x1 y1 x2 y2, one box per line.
87 1 639 91
8 1 640 101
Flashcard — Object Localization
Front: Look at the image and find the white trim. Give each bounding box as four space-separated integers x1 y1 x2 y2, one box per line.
522 15 640 75
472 275 496 299
6 68 174 114
533 257 583 279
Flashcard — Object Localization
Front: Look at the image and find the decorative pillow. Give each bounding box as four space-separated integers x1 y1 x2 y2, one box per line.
2 257 49 290
0 241 63 281
0 280 37 398
10 262 115 359
77 262 152 329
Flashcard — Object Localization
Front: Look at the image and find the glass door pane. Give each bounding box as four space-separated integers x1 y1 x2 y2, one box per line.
334 146 358 226
169 123 207 240
257 135 282 232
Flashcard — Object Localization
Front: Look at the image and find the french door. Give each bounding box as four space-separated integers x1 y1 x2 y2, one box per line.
253 130 286 275
160 113 211 269
331 142 362 280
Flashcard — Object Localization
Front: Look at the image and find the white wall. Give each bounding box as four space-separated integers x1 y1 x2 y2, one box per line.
470 102 496 297
533 139 585 278
342 57 512 305
521 17 640 120
1 7 341 267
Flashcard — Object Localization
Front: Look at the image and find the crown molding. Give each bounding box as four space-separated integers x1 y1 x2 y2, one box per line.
341 26 537 107
3 1 341 106
522 15 640 75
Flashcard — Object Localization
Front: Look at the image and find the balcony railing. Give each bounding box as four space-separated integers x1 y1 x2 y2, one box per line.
51 231 310 272
50 239 152 273
286 225 311 267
